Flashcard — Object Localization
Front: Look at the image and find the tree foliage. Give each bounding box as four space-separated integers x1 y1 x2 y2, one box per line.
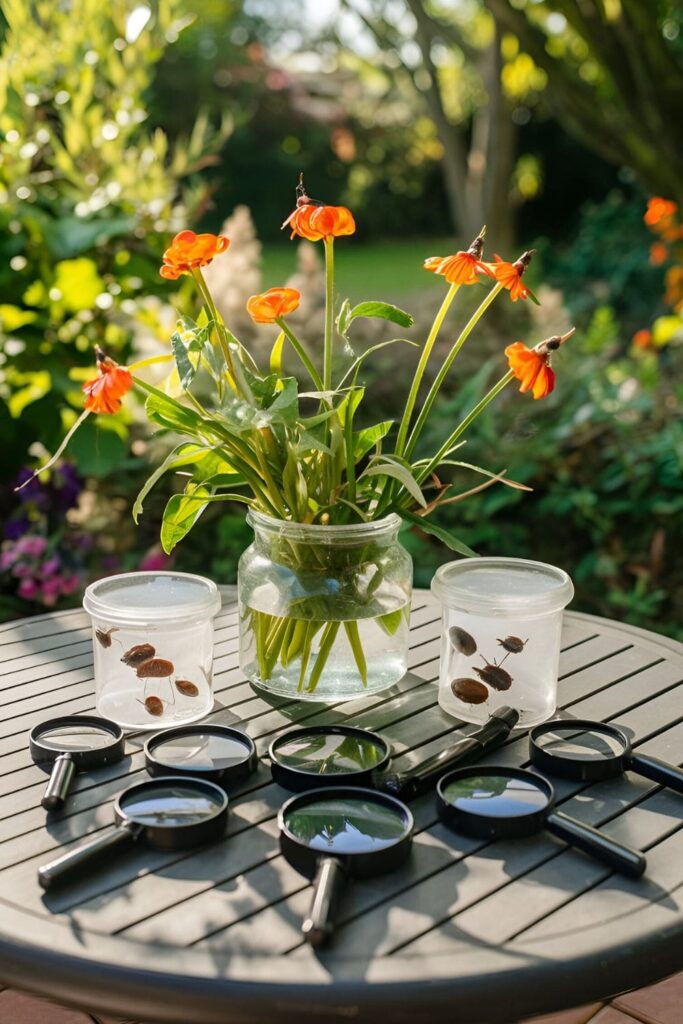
485 0 683 204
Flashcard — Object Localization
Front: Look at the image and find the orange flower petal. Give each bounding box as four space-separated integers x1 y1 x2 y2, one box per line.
82 359 133 414
505 341 554 399
247 287 301 324
282 204 355 242
425 251 493 286
160 230 230 279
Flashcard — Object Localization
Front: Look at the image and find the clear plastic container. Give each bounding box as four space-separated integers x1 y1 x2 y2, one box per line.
431 557 574 729
83 572 221 731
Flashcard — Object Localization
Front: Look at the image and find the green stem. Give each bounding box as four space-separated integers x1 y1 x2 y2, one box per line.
404 282 503 459
307 620 340 693
192 269 237 386
275 318 324 391
343 620 367 686
394 282 460 459
297 621 317 693
410 369 515 493
323 237 335 393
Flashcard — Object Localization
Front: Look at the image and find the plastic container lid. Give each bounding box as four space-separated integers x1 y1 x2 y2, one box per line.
431 557 573 617
83 571 221 627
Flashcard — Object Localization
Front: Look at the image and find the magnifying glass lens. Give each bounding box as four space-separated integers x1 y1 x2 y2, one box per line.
120 782 225 827
284 795 409 854
535 725 626 761
151 732 252 771
443 774 549 818
38 725 115 752
275 733 385 775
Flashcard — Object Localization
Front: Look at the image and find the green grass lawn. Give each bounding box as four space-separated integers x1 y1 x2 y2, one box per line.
261 239 450 302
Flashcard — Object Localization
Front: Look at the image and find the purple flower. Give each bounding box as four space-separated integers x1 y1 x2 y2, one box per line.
19 536 48 558
3 516 30 541
38 555 61 578
0 546 17 571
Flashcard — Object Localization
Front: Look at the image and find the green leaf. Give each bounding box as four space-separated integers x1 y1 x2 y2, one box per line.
364 462 426 507
171 330 196 390
336 297 353 339
353 420 393 460
160 484 210 554
270 330 285 374
135 378 204 434
133 443 208 524
267 376 299 424
349 301 414 329
338 337 418 390
401 509 478 557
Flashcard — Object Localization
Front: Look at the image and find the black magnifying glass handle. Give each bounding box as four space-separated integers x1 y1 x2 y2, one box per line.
545 810 646 878
627 753 683 794
379 707 519 801
301 857 347 948
38 821 141 891
42 753 76 811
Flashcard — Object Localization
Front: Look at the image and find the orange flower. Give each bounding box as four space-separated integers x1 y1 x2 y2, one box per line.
649 242 669 266
424 230 494 286
160 230 230 280
82 348 133 414
281 174 355 241
505 331 573 400
282 203 355 242
246 287 301 324
644 197 677 228
488 250 536 302
632 329 653 350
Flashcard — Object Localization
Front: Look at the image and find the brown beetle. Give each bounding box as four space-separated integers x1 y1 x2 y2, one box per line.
138 695 165 716
175 679 199 698
497 636 527 655
121 643 156 667
473 658 513 691
448 626 477 657
451 677 489 704
95 626 119 649
136 657 174 678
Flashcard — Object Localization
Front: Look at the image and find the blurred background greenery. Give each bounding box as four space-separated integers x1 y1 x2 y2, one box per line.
0 0 681 637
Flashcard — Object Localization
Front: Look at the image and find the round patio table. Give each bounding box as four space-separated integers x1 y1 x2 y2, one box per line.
0 589 681 1024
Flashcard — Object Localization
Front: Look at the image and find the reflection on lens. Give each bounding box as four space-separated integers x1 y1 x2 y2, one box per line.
152 732 251 771
284 796 408 854
120 783 223 827
39 726 115 752
274 731 385 775
536 726 625 762
444 774 548 819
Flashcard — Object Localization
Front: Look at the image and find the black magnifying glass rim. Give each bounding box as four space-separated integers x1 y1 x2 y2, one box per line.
29 714 125 771
529 718 630 782
436 764 555 840
144 724 258 790
278 785 414 878
269 724 391 792
112 775 229 850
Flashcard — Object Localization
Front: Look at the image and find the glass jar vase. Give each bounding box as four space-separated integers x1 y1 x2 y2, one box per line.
238 512 412 701
83 571 221 731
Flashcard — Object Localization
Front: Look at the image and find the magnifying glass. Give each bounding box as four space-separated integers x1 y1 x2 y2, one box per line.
279 787 414 947
38 777 228 891
145 724 258 790
436 766 646 878
530 719 683 793
29 715 125 811
269 706 519 799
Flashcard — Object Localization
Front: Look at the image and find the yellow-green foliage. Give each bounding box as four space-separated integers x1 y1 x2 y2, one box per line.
0 0 229 478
